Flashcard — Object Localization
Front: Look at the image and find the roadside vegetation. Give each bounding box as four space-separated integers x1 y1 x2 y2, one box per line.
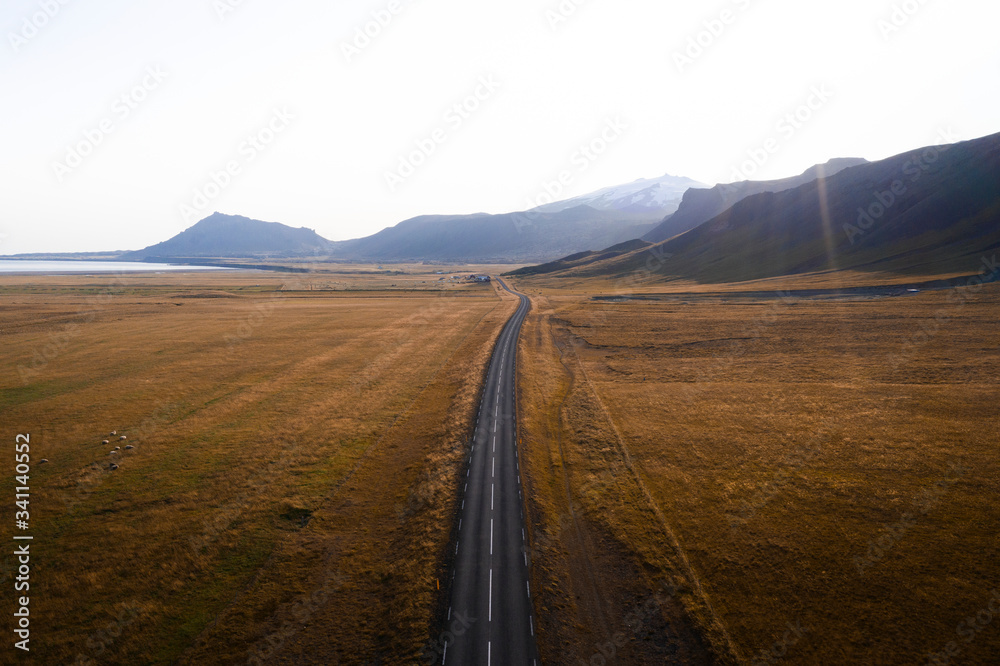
1 269 516 664
512 274 1000 664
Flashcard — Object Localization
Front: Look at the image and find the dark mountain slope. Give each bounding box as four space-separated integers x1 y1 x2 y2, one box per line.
327 206 659 263
643 157 868 243
505 239 652 277
123 213 332 259
531 172 705 218
551 132 1000 283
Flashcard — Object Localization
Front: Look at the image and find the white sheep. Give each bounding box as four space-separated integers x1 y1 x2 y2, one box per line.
110 464 119 471
109 450 118 456
119 435 127 441
102 439 109 445
39 459 49 464
110 430 117 436
124 445 134 450
115 446 121 451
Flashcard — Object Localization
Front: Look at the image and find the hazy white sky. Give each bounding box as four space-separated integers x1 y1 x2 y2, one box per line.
1 0 998 253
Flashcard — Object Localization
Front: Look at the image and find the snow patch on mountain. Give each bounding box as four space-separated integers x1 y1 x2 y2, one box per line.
532 173 707 216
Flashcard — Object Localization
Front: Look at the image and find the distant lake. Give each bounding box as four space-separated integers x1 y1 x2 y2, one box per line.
0 260 236 274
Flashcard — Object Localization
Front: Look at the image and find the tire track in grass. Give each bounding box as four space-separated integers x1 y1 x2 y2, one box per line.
566 335 744 665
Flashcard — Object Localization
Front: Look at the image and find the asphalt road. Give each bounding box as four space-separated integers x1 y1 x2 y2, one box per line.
442 278 538 665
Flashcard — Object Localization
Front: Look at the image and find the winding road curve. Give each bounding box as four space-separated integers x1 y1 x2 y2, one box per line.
442 278 539 665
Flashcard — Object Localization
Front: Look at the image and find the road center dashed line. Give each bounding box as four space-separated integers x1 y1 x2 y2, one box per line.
444 286 536 664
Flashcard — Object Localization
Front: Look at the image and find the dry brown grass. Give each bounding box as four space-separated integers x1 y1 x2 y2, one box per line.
516 293 715 665
192 261 530 292
514 266 988 296
0 268 517 664
512 275 1000 665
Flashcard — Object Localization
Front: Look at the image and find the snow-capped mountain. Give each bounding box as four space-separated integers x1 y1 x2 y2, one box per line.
531 173 707 217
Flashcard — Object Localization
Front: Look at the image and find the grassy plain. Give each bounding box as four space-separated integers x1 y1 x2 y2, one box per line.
1 268 517 664
513 266 992 295
511 273 1000 664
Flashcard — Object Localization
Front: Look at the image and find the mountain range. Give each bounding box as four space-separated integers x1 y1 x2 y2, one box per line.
530 172 704 218
120 214 330 261
18 131 999 283
121 174 707 264
511 131 1000 283
324 207 662 263
642 158 868 243
120 207 664 264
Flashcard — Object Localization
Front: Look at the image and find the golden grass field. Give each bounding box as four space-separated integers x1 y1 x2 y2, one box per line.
4 260 997 665
510 271 1000 664
1 268 517 664
513 266 993 296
